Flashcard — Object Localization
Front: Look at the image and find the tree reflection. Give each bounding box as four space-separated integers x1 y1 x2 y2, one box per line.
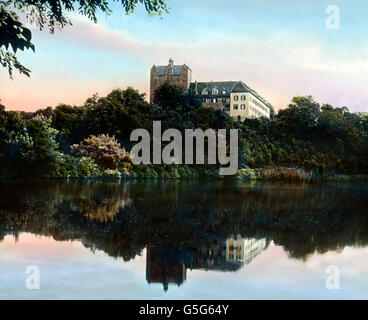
0 179 367 290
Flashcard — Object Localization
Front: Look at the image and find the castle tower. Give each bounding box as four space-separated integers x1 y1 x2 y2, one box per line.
150 59 192 103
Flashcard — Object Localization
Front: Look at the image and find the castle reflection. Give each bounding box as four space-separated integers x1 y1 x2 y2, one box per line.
146 236 269 291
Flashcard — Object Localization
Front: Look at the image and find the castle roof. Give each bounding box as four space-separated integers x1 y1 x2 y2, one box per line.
189 81 238 94
189 80 273 109
153 59 191 76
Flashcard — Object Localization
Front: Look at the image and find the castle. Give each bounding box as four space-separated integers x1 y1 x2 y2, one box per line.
150 59 272 121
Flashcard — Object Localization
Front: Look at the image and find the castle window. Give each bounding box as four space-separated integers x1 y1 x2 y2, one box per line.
234 95 239 101
241 95 246 101
222 90 227 94
212 98 217 103
222 98 227 102
233 104 238 110
212 88 219 95
202 89 208 95
240 104 245 110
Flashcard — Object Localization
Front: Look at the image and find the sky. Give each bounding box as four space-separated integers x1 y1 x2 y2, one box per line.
1 0 368 112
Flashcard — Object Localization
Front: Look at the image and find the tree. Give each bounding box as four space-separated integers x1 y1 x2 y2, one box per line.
1 117 64 176
276 96 321 137
0 109 23 143
153 81 185 112
0 101 5 114
0 0 168 78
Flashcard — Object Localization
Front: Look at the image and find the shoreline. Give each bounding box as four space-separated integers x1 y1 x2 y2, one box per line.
1 171 367 182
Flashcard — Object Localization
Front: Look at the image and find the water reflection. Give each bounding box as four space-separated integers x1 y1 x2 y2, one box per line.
147 237 269 291
0 179 367 291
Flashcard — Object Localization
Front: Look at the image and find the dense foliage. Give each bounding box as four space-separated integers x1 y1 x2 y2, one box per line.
0 84 367 179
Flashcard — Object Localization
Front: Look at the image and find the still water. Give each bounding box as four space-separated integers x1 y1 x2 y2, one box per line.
0 179 367 299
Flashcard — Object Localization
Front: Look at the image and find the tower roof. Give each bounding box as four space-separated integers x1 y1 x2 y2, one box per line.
153 59 191 76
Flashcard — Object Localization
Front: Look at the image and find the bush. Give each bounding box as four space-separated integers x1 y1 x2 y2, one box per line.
176 165 199 179
236 167 257 180
203 167 223 179
131 164 158 179
102 169 122 180
58 155 79 178
257 167 310 181
78 156 102 177
166 166 180 179
71 134 131 170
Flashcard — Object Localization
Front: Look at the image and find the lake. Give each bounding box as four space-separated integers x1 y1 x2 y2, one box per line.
0 179 367 299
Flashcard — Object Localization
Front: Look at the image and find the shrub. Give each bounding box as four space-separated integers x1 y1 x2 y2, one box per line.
78 156 102 177
58 155 79 178
102 169 122 180
71 134 131 170
131 164 158 179
257 167 310 181
166 166 180 179
203 167 222 178
236 167 257 180
176 165 198 179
